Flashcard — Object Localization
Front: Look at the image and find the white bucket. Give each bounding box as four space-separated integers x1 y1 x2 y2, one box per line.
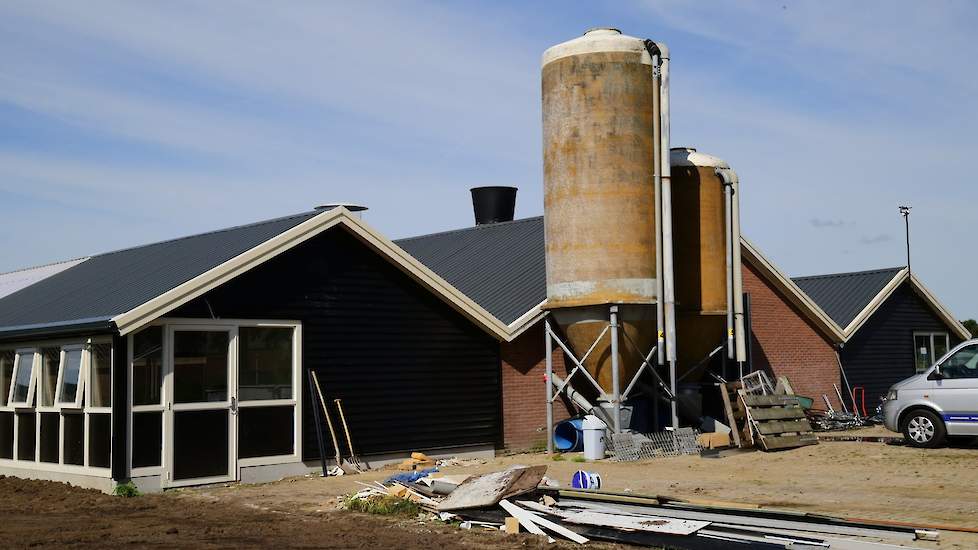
582 414 607 460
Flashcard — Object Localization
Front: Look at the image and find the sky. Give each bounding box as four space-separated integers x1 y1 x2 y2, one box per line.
2 1 977 318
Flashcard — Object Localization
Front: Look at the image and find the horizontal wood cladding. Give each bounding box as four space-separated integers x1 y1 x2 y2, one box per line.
170 227 501 458
841 281 962 409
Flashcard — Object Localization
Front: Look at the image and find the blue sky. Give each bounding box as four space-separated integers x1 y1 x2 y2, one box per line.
2 1 977 318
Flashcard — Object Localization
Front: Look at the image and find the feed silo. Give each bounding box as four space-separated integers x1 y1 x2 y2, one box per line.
541 28 660 397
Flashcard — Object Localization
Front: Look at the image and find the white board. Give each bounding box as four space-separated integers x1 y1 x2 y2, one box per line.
561 510 710 536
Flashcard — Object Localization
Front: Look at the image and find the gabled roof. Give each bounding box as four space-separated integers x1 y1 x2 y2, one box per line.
792 267 904 330
0 257 89 300
792 266 969 340
0 208 514 342
396 217 546 328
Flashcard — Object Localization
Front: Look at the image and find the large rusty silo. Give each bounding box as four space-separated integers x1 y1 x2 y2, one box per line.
542 28 657 393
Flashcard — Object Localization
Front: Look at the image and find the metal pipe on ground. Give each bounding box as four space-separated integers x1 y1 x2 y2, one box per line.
549 371 615 428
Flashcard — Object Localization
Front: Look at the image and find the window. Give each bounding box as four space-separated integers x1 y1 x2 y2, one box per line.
132 327 162 406
239 327 293 401
939 344 978 379
915 332 950 373
0 350 13 406
9 351 37 406
39 348 60 407
56 347 85 407
89 343 111 407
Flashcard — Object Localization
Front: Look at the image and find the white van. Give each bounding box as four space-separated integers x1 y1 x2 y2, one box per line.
883 338 978 448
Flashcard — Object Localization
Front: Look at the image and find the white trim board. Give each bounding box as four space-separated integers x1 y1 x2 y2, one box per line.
111 207 514 342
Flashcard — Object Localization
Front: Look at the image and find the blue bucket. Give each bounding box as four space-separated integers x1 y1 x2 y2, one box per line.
553 418 584 452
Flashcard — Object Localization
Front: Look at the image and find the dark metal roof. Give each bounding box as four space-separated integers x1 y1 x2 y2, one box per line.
792 267 904 329
0 211 320 336
396 217 546 325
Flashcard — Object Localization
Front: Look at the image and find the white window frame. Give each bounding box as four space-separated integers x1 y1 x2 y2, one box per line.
914 331 950 373
54 345 87 409
129 318 302 480
8 349 38 408
0 338 112 478
0 349 15 407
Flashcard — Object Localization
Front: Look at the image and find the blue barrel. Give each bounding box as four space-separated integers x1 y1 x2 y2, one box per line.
553 418 584 452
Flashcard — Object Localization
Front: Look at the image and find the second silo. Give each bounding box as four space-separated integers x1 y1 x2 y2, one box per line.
542 28 658 393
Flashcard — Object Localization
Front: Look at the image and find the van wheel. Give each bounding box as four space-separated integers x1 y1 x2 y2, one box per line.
902 410 946 448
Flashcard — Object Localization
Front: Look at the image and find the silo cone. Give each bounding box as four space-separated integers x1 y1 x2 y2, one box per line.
542 28 658 394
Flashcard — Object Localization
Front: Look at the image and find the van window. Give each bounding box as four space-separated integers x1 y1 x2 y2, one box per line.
940 344 978 379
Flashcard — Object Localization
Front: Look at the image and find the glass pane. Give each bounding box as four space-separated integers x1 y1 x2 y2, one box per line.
173 410 228 480
914 334 931 372
90 343 112 407
39 348 60 407
173 331 228 403
58 349 83 405
0 350 13 406
133 327 162 406
0 412 12 459
12 352 35 404
132 411 162 468
17 412 35 461
933 335 949 362
941 344 978 379
239 327 293 401
63 413 84 466
239 406 294 458
39 412 59 463
88 413 111 468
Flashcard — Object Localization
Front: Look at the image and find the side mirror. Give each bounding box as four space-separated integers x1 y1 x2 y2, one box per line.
928 368 944 381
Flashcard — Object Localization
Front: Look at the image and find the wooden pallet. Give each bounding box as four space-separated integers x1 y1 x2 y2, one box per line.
738 392 817 451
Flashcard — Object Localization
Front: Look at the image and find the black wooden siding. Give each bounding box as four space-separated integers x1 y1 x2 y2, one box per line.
170 227 501 459
841 281 962 409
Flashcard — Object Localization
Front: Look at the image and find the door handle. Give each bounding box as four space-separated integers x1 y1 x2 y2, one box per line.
230 396 238 415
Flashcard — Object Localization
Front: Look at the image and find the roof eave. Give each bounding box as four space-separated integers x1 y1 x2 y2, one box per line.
0 317 116 343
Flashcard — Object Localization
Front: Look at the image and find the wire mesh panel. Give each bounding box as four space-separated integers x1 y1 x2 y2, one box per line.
607 428 700 461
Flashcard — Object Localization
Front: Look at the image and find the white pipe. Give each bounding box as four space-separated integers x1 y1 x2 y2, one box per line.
717 168 736 360
730 170 747 364
654 41 678 429
650 50 665 368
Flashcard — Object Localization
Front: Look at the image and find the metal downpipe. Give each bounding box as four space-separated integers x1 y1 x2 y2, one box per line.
730 170 747 368
717 168 736 361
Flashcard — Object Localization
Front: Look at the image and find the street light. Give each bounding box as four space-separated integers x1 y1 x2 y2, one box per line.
899 205 911 276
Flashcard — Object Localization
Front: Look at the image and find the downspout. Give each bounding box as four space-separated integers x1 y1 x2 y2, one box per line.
731 170 747 370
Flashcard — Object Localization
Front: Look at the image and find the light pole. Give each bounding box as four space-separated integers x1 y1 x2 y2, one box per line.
898 205 911 277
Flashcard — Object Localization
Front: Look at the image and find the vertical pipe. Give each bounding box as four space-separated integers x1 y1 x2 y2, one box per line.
650 51 665 368
545 318 554 454
722 172 735 360
609 306 622 433
655 43 678 429
731 172 747 365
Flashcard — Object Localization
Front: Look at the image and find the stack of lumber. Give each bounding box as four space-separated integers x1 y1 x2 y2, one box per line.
345 465 938 549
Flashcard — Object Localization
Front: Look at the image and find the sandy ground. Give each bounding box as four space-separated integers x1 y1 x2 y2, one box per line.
2 432 977 549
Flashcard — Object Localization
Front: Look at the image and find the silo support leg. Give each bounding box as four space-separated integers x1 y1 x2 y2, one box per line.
545 319 554 455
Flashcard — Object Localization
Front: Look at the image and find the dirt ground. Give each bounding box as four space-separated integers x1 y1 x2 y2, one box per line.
2 431 977 549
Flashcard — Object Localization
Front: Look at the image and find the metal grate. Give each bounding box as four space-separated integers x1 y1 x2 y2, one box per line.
607 428 700 461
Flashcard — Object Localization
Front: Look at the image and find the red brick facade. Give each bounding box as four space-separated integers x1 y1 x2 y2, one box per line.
742 260 843 409
500 323 575 451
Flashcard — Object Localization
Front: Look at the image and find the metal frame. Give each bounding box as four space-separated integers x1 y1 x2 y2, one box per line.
544 305 676 454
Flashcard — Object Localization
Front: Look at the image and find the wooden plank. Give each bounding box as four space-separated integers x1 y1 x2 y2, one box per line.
754 419 814 435
502 501 590 544
497 500 553 541
718 385 742 448
748 407 807 420
437 465 547 511
742 395 800 407
759 434 818 451
504 516 520 534
561 510 710 536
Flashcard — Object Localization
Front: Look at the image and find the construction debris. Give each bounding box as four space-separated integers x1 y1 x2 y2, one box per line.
341 464 938 549
607 427 700 461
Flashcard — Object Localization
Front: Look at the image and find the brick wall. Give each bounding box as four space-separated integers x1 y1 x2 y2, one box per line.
500 323 576 451
742 261 843 409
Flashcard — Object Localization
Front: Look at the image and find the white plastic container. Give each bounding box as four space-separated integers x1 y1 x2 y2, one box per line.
582 414 607 460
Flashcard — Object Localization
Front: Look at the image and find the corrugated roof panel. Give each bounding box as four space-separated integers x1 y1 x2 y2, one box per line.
396 217 546 325
792 267 904 328
0 211 320 332
0 257 90 300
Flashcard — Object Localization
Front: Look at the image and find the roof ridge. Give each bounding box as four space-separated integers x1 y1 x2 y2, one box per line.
792 266 905 281
0 256 90 277
395 216 544 243
91 210 321 259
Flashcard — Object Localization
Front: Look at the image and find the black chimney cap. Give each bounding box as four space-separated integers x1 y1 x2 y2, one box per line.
471 186 517 226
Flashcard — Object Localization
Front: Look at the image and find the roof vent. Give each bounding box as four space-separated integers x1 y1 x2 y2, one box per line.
470 187 517 226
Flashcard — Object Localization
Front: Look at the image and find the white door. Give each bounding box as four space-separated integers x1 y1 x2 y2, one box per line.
162 325 237 487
